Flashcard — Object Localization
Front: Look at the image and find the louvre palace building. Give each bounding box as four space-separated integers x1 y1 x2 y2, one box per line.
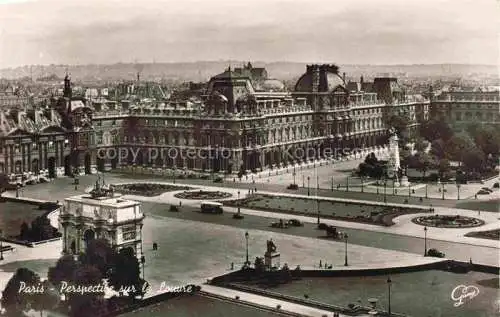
0 63 430 178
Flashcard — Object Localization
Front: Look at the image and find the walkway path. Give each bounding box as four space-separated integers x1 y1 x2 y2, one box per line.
201 284 358 317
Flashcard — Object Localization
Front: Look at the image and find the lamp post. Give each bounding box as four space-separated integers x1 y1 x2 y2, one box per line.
344 233 348 266
361 176 364 193
316 199 320 225
141 253 145 281
457 183 461 200
441 183 445 200
424 226 428 256
237 190 241 215
346 177 349 192
316 174 319 190
293 171 296 185
307 176 310 196
331 176 334 191
387 277 392 316
425 183 428 199
245 231 249 266
383 179 387 204
0 229 3 260
302 174 305 188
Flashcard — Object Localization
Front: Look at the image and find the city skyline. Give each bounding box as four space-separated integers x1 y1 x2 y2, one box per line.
0 0 499 68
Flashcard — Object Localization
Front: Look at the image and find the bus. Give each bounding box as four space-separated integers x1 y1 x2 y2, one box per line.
200 201 223 214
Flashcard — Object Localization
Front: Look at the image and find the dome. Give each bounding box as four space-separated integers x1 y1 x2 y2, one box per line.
294 64 346 93
257 79 286 92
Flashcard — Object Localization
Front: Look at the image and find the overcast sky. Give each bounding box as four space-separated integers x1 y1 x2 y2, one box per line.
0 0 498 68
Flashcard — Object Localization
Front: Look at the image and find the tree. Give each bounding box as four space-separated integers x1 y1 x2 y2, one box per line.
447 132 475 163
1 268 41 315
463 147 486 172
20 222 30 240
79 239 116 277
31 280 60 317
387 114 410 141
438 159 451 178
419 117 453 142
468 125 500 161
68 265 107 317
108 247 146 299
48 255 79 289
415 152 434 179
431 139 446 160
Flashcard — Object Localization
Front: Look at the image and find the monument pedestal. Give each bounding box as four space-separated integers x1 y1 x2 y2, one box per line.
264 252 280 270
400 175 410 187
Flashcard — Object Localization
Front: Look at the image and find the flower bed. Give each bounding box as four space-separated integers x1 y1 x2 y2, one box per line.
465 229 500 240
412 215 484 228
111 183 192 197
222 194 428 227
174 190 232 200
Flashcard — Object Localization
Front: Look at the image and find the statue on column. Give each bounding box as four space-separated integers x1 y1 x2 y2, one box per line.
266 239 277 255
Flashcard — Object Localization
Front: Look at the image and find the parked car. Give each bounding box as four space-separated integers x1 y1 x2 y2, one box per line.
325 225 345 239
317 223 328 230
270 219 289 229
427 248 445 258
213 177 224 183
286 184 299 190
481 187 493 193
477 189 490 195
493 182 499 188
287 219 304 227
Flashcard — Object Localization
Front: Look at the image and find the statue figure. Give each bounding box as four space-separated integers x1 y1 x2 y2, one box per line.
266 239 277 254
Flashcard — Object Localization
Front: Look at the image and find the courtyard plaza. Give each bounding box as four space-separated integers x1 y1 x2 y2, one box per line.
0 209 444 297
113 163 499 212
5 175 499 262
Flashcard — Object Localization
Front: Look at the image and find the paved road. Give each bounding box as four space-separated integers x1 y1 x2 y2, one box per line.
109 172 499 212
140 202 499 267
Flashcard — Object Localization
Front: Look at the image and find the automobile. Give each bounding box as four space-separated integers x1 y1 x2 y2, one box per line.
287 219 304 227
477 189 490 195
213 177 224 183
481 187 493 193
317 223 328 230
493 182 499 188
286 184 299 190
270 219 289 229
426 248 445 258
325 225 344 239
232 213 244 219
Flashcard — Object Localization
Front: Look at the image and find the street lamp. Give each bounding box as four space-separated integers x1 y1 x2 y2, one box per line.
302 174 305 188
344 233 348 266
307 176 310 196
361 176 364 193
245 231 249 266
0 229 3 260
425 183 428 199
383 179 387 204
387 277 392 316
238 191 241 215
441 183 445 200
293 171 296 185
457 183 461 200
316 199 320 225
316 174 319 190
331 176 334 191
424 226 428 256
346 177 349 192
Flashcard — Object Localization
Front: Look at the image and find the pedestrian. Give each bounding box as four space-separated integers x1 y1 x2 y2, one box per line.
319 260 322 268
231 262 234 270
75 185 78 191
469 257 473 264
475 194 478 200
233 178 235 182
179 201 182 207
248 189 251 194
153 242 158 250
255 187 257 192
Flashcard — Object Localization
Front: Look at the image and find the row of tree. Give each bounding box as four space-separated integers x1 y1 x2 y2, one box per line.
19 216 61 242
2 239 147 317
420 118 499 173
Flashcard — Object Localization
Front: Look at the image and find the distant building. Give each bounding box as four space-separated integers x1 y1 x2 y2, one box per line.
0 64 430 177
430 88 500 128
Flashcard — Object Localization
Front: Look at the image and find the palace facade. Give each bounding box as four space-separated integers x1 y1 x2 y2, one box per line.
0 64 430 178
429 88 500 129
